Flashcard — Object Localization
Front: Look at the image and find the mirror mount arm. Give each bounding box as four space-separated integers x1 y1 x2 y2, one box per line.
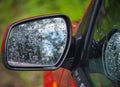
61 36 83 70
61 37 76 70
88 29 118 59
88 39 104 59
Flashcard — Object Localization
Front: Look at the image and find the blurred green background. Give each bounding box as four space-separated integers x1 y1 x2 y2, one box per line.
0 0 89 87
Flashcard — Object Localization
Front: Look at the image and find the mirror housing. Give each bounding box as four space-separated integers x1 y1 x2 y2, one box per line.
102 29 120 82
1 14 72 70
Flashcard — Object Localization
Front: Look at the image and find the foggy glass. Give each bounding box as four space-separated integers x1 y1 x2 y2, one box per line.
7 17 67 66
103 32 120 81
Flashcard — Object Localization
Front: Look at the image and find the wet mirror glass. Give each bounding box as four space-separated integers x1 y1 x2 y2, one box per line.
7 17 67 66
103 31 120 82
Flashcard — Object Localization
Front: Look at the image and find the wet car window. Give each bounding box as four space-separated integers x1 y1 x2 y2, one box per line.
86 0 120 87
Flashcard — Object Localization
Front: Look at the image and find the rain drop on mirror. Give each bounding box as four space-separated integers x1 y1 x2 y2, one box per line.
7 17 67 66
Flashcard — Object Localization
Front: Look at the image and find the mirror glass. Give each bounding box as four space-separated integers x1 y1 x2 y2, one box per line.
7 17 67 66
103 31 120 81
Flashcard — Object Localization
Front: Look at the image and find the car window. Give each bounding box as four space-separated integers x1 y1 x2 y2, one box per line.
86 0 120 87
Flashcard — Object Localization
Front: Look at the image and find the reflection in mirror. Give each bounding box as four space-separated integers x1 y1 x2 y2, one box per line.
7 17 67 66
103 30 120 82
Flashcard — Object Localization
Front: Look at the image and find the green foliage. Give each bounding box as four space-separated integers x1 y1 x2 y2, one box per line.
90 74 111 87
0 0 89 23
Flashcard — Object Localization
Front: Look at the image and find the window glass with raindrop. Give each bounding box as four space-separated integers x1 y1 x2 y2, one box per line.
85 0 120 87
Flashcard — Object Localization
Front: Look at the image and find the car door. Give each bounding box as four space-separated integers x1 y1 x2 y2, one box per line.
44 0 120 87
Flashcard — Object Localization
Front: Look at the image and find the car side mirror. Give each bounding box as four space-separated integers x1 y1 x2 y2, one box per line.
1 14 72 70
102 29 120 82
